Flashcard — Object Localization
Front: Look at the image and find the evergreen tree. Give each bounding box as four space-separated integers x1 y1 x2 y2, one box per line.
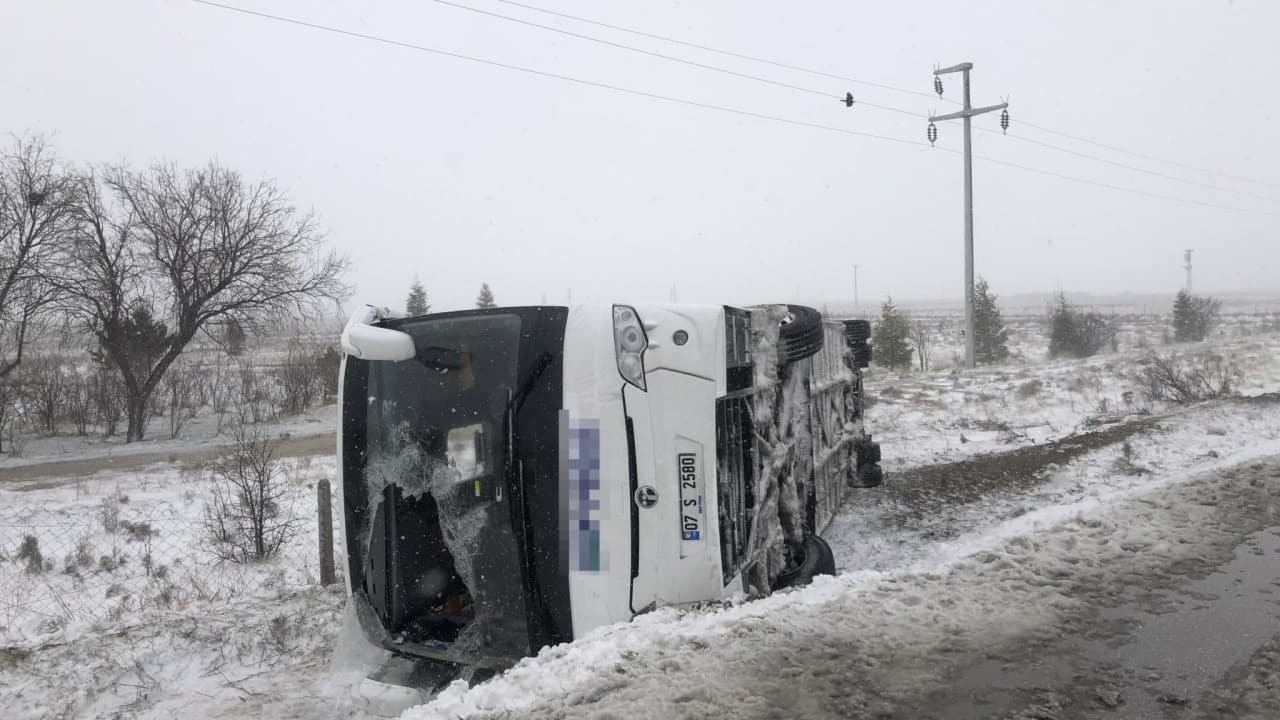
1047 293 1116 359
972 277 1010 364
476 282 497 309
224 317 247 357
872 297 913 371
406 276 430 316
1172 289 1220 342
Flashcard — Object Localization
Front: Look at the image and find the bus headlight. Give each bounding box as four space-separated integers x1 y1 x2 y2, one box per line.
613 305 648 391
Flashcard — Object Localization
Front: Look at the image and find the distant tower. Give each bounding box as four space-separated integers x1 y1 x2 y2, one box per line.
1183 249 1194 293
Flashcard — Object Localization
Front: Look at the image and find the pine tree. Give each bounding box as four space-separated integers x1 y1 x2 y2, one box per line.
406 277 430 316
1172 289 1220 342
1048 293 1116 359
476 282 497 309
224 317 247 357
972 277 1010 364
872 297 913 371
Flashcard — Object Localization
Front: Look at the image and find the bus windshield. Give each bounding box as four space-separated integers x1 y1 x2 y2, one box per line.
349 312 530 661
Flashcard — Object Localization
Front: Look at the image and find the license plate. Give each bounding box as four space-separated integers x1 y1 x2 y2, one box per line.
678 452 703 540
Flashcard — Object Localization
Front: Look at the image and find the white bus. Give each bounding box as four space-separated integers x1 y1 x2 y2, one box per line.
337 302 881 693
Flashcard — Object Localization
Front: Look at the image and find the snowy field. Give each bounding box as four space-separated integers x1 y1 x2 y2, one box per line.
2 324 1280 718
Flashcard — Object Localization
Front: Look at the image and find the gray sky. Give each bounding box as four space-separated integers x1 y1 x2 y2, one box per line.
5 0 1277 312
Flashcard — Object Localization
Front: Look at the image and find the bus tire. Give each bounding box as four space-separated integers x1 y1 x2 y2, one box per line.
849 341 872 368
857 439 881 466
852 463 884 488
778 305 824 365
772 534 836 590
842 319 871 343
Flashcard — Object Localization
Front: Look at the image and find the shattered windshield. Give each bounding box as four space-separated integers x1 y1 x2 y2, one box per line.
359 312 529 660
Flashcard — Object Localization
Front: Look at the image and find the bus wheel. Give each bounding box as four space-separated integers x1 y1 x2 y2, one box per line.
778 305 824 364
772 534 836 590
842 319 871 343
849 340 872 368
852 463 884 488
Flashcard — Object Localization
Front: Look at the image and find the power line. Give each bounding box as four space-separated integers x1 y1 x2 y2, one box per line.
190 1 1280 221
189 0 925 148
486 0 944 102
1013 119 1280 190
976 126 1280 205
488 0 1280 190
431 0 840 103
971 152 1280 219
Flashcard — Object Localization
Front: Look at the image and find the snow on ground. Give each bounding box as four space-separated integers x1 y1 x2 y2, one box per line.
830 394 1280 573
0 453 341 646
404 398 1280 720
4 329 1280 719
864 333 1280 471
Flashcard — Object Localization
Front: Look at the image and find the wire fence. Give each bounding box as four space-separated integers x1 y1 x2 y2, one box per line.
0 457 341 646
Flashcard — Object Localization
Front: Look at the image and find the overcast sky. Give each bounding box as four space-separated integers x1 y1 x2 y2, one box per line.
4 0 1277 312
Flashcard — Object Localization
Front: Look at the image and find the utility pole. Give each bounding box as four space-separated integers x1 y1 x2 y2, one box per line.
852 265 859 315
928 62 1007 370
1183 249 1194 293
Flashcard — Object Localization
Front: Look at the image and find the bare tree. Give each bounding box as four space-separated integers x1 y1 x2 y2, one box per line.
54 162 349 442
0 136 78 379
910 318 935 372
201 424 302 562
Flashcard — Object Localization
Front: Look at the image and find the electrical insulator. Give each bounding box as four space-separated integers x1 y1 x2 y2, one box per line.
934 76 943 97
844 92 854 108
1000 108 1010 134
927 122 938 146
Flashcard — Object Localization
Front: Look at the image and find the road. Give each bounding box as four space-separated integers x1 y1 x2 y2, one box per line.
1 431 336 488
906 521 1280 720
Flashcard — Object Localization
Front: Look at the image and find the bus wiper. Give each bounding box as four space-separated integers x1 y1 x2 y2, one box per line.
509 351 554 412
503 351 554 467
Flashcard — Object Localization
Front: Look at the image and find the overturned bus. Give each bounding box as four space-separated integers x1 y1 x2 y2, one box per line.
336 302 882 696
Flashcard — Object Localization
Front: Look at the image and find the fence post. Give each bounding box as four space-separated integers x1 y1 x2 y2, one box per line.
317 478 336 585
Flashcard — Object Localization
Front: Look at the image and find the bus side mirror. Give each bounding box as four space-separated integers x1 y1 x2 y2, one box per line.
341 306 416 361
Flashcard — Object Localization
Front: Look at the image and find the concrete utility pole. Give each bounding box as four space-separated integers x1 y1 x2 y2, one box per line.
852 265 859 314
929 63 1007 369
1184 249 1194 293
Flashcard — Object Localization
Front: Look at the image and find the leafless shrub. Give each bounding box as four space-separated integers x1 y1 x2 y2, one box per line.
63 535 95 574
21 355 67 435
315 345 342 400
100 493 121 534
63 370 95 436
0 375 20 453
98 546 127 572
120 519 155 542
236 366 279 424
17 534 44 574
910 319 934 372
164 356 204 439
91 365 127 438
205 359 236 434
1138 351 1243 404
1016 379 1043 400
202 424 302 563
276 342 326 416
1112 441 1149 476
